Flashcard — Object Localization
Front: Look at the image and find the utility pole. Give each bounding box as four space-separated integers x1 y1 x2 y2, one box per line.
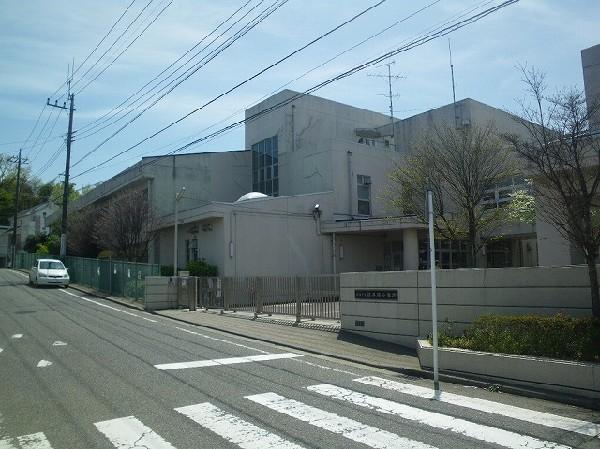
448 39 459 129
47 92 75 258
11 149 23 267
368 61 405 144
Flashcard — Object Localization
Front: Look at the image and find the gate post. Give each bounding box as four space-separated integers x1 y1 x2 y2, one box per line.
295 276 301 325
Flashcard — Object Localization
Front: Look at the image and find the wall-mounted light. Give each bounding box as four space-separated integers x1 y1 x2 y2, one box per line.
339 244 344 260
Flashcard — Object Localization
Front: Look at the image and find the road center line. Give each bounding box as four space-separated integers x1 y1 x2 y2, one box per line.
309 384 570 449
11 334 23 339
354 376 600 438
155 353 301 370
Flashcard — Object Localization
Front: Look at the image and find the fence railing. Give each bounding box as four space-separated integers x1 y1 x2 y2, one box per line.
197 275 340 321
15 252 160 301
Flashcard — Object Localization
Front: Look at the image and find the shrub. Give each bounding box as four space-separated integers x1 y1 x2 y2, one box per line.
186 259 218 277
436 314 600 363
35 243 50 255
160 265 174 276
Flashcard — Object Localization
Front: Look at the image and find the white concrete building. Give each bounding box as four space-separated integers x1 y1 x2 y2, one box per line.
158 91 538 276
15 201 59 250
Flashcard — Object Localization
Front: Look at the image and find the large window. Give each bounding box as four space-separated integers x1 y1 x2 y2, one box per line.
418 236 469 269
252 135 278 196
357 174 371 215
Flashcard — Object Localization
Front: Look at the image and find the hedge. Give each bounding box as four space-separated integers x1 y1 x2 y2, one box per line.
437 314 600 363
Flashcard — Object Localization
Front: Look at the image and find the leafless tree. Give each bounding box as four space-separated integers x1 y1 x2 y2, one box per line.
505 66 600 317
66 208 101 258
388 124 519 267
94 188 160 262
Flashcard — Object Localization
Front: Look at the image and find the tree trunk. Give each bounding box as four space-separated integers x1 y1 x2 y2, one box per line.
468 210 478 268
586 254 600 318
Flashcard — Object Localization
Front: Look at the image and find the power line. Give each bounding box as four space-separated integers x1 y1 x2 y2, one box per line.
71 0 290 168
74 0 273 140
72 0 385 164
71 0 518 180
74 0 174 96
29 109 65 164
75 0 257 136
49 0 138 102
68 0 156 94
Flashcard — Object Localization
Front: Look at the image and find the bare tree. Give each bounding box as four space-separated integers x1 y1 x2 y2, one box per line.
94 188 160 262
388 124 518 267
66 208 101 258
505 66 600 317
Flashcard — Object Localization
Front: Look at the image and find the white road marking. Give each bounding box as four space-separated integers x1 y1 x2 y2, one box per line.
95 416 177 449
51 341 67 346
17 433 54 449
355 376 600 438
175 402 306 449
309 384 571 449
175 327 269 354
0 432 54 449
155 353 301 370
11 334 23 339
289 357 360 376
0 348 3 354
246 392 439 449
59 290 157 323
36 360 53 368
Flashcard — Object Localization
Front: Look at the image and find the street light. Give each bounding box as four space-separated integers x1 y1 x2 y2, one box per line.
173 186 186 275
427 189 440 392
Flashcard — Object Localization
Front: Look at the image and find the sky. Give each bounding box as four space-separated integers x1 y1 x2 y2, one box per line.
0 0 598 189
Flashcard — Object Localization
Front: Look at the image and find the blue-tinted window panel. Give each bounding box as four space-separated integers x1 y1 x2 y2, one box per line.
265 138 272 157
273 165 278 177
260 170 264 182
253 182 258 192
273 178 279 196
266 166 272 179
265 180 272 195
258 141 264 154
259 181 265 193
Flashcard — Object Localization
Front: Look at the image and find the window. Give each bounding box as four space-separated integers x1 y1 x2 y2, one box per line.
251 135 278 196
357 174 371 215
418 236 469 269
186 238 198 262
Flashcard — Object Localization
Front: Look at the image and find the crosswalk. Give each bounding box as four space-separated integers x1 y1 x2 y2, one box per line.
2 377 597 448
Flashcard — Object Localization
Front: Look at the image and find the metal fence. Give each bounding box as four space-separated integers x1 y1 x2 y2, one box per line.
197 275 340 321
15 252 160 300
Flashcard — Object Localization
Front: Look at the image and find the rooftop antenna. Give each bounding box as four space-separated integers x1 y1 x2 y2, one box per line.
368 60 405 146
448 39 459 129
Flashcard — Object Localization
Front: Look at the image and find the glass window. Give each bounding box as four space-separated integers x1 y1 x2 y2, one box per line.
357 174 371 215
251 135 279 197
39 261 65 270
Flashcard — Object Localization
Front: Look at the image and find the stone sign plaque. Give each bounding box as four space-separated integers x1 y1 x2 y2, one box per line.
354 289 398 300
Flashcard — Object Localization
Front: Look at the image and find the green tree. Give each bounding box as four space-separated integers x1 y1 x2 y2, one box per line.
388 124 519 267
505 66 600 317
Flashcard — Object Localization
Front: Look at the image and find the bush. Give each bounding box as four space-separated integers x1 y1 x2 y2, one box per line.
186 259 218 277
36 243 50 255
436 314 600 363
160 265 174 276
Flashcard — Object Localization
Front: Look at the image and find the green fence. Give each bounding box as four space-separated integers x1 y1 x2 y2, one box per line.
15 252 160 300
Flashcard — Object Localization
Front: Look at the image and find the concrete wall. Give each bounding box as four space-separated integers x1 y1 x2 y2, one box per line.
582 43 600 131
340 266 595 348
144 276 177 311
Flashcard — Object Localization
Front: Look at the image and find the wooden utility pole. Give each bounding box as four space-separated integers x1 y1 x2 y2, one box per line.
11 148 23 267
47 93 74 258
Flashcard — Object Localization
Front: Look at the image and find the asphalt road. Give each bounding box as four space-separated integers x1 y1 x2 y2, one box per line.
0 268 598 449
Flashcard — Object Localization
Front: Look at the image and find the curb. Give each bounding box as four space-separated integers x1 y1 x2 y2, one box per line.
68 284 145 311
48 276 599 411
